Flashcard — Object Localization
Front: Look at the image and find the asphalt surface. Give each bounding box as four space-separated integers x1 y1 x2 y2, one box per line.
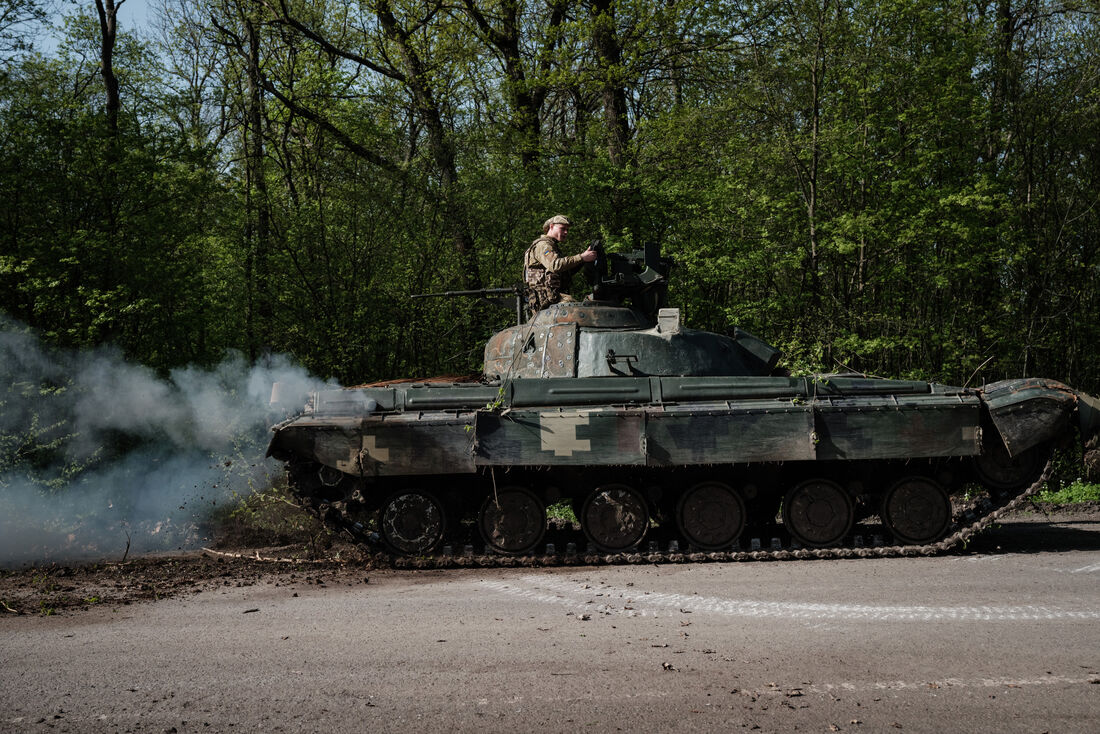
2 513 1099 733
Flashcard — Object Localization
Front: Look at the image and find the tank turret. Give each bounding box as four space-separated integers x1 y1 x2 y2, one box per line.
484 303 779 379
485 245 780 380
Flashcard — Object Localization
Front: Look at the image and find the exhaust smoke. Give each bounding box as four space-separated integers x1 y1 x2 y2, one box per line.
0 316 334 567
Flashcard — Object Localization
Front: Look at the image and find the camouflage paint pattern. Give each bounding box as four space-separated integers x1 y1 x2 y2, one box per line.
270 375 1008 477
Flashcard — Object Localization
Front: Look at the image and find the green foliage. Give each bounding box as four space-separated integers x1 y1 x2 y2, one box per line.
546 500 578 526
0 378 90 492
1032 480 1100 506
1031 442 1100 505
0 0 1097 401
0 0 47 56
0 45 237 371
217 485 335 552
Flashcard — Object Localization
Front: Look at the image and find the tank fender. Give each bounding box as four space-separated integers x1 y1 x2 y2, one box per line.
979 378 1078 456
1078 390 1100 438
1077 390 1100 481
265 417 299 459
266 416 363 476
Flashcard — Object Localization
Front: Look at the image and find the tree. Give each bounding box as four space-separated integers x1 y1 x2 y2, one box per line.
0 0 46 56
93 0 123 135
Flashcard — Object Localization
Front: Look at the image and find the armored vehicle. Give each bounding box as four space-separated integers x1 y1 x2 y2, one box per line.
267 245 1100 561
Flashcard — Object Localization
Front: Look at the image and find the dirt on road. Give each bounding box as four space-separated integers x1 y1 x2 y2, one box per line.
1 504 1096 617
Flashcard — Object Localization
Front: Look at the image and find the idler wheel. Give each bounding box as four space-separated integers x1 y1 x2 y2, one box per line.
581 484 649 552
881 476 951 545
973 439 1051 492
676 481 745 550
478 486 546 555
379 490 446 555
782 479 853 548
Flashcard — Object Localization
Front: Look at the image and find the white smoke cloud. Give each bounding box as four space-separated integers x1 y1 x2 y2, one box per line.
0 316 336 566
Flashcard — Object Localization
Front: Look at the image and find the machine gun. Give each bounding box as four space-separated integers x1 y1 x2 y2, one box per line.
411 285 526 325
584 240 674 320
412 240 674 325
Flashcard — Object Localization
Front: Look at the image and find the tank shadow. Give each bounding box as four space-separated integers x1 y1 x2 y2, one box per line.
958 515 1100 556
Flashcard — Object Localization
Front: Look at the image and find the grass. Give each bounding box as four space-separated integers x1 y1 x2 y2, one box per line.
213 485 336 555
1031 478 1100 505
546 500 578 526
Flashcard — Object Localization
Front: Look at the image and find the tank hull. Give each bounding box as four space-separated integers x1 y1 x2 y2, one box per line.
268 374 1096 557
269 375 988 473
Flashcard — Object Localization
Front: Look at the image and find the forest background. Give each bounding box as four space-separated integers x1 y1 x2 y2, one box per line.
1 0 1099 544
4 0 1098 388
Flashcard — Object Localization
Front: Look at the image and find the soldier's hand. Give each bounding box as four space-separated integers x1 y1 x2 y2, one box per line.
580 246 598 263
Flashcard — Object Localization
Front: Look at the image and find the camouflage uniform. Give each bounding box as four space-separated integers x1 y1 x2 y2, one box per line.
523 234 586 313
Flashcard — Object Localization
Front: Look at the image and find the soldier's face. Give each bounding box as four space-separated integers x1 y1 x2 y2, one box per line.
549 223 569 241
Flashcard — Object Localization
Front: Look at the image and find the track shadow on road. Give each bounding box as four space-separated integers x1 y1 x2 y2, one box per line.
958 515 1100 556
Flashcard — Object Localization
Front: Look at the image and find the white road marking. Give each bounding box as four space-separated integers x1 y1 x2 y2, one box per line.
756 674 1098 696
478 576 1100 622
1070 562 1100 574
455 690 674 709
450 675 1095 709
956 555 1005 563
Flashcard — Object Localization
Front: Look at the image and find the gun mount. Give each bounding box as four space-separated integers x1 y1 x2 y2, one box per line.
584 241 673 320
412 241 673 327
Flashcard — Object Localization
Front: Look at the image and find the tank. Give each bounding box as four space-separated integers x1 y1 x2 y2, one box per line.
267 244 1100 560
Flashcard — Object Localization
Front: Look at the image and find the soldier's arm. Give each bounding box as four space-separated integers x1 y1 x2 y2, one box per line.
535 244 585 273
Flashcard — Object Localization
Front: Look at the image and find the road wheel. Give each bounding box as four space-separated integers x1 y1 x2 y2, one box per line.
379 490 446 555
783 479 853 548
881 476 951 545
973 439 1051 492
479 486 546 555
581 484 649 553
676 481 745 550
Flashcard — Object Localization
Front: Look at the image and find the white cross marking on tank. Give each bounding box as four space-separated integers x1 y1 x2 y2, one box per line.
363 435 390 462
539 413 592 456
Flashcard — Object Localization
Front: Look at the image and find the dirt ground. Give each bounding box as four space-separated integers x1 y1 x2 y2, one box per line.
0 537 379 616
1 503 1096 617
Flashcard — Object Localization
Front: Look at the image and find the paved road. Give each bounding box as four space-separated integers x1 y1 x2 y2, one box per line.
3 515 1099 733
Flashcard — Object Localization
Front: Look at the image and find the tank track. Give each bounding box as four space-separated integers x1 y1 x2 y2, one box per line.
286 458 1053 569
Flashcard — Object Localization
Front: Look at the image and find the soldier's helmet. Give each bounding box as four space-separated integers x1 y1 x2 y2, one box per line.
542 214 571 233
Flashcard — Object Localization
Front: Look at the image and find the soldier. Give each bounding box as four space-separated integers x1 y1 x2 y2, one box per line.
523 215 598 314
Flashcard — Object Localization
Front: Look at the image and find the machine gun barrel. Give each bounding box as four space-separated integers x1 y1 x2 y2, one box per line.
411 286 525 325
410 287 518 299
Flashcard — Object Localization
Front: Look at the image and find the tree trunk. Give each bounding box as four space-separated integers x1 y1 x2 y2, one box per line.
244 16 272 360
376 0 481 288
94 0 121 136
590 0 630 168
